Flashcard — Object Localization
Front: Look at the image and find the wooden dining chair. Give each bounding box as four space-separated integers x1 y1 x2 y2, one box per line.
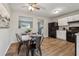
16 34 22 54
30 35 44 56
16 33 29 56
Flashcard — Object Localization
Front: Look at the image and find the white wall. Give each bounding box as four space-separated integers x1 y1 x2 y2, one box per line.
48 19 58 23
0 29 10 55
2 3 11 15
10 11 49 42
0 4 11 56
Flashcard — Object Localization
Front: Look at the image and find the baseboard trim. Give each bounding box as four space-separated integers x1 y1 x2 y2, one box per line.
4 41 12 55
4 41 18 55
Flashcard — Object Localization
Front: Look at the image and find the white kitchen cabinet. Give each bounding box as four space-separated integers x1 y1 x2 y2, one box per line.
56 30 66 40
76 33 79 56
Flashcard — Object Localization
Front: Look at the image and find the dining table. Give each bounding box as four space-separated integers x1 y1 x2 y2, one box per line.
21 33 42 56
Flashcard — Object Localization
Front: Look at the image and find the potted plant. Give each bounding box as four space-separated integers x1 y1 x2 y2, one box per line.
25 28 32 34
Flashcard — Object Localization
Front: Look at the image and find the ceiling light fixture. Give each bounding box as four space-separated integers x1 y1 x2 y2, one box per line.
53 10 60 14
28 3 40 11
28 6 35 11
52 8 62 14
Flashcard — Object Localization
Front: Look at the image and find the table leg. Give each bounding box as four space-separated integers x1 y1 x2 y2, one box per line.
31 48 35 56
26 45 29 56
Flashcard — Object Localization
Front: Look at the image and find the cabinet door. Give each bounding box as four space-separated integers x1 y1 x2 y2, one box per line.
76 36 79 55
67 32 76 43
57 30 66 40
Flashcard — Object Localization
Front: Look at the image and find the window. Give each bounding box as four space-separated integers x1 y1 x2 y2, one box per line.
19 16 33 30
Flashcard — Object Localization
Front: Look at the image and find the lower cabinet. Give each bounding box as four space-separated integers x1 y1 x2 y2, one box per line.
56 30 66 40
67 31 76 56
76 35 79 56
66 31 76 43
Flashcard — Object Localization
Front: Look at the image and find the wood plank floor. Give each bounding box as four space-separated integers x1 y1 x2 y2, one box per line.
5 37 75 56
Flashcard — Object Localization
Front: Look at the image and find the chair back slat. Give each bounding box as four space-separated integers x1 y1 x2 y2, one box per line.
16 34 22 42
35 35 44 48
36 37 41 48
40 35 44 46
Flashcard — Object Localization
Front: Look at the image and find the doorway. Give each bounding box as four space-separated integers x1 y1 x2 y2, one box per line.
38 20 44 35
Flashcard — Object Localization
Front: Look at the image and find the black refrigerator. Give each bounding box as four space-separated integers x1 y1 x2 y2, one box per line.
48 22 58 38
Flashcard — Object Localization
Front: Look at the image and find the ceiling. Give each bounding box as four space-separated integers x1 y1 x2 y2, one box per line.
8 3 79 18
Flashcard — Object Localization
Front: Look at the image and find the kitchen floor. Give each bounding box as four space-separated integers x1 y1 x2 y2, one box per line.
5 37 75 56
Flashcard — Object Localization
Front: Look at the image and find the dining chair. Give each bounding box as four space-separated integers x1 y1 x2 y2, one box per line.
16 33 29 56
32 33 37 35
30 35 44 56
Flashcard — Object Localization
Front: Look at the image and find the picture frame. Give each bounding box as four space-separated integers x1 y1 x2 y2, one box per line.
0 15 10 28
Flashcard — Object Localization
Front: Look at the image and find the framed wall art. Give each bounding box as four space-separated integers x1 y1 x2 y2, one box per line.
0 15 10 28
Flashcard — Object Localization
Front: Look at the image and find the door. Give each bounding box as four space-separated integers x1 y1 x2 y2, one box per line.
38 20 44 34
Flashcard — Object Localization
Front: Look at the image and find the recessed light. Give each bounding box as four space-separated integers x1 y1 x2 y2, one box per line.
52 8 62 14
53 10 60 14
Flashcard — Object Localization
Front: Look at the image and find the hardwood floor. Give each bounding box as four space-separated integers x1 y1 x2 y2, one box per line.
41 37 75 56
6 37 75 56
